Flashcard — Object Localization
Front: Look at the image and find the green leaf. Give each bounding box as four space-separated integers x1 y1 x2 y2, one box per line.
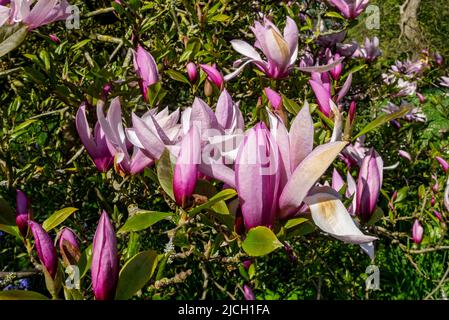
353 105 413 140
0 24 28 58
0 290 49 300
324 11 345 20
367 207 384 226
209 14 231 23
156 149 175 201
0 224 20 238
42 207 78 232
189 189 237 216
0 196 16 226
70 39 91 51
242 226 283 257
118 211 172 233
115 250 159 300
78 244 92 279
165 69 190 85
282 94 301 115
284 217 308 229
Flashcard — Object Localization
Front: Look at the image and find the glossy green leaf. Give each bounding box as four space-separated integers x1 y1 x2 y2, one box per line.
156 149 175 201
284 217 309 229
115 250 159 300
282 94 301 115
165 69 190 85
42 207 78 231
189 189 237 216
242 226 283 257
118 211 172 233
353 105 413 140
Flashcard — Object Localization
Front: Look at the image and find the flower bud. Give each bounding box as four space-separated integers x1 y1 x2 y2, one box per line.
29 221 58 279
412 219 423 244
91 211 119 300
59 228 81 266
186 62 198 84
243 284 255 300
16 190 32 237
436 156 449 173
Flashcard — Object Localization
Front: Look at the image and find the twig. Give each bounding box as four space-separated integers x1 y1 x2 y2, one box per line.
0 270 40 279
84 7 115 18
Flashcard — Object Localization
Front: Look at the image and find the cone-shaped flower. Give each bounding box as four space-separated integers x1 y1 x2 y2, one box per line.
327 0 370 20
58 228 80 266
199 64 224 90
309 72 332 117
235 122 281 229
29 221 58 279
398 150 412 161
355 149 383 222
97 98 154 175
329 53 343 80
16 189 32 237
226 17 298 80
76 103 114 172
133 44 159 102
186 62 198 84
243 284 255 300
412 219 423 244
173 125 201 207
91 211 119 300
436 156 449 173
264 87 282 111
304 187 377 244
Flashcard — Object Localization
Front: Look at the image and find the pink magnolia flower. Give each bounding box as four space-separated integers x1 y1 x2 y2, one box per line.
132 44 159 102
328 0 370 20
412 219 423 244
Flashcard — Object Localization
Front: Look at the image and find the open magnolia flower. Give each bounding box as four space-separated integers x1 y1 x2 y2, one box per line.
96 98 154 175
226 17 299 80
201 100 376 247
0 0 71 30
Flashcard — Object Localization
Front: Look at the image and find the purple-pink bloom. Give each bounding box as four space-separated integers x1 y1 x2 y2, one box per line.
91 211 119 300
76 102 114 172
327 0 370 20
2 0 71 30
96 98 154 175
355 149 383 222
49 34 61 44
186 62 198 84
16 189 32 237
235 122 280 229
349 100 357 124
132 44 159 102
436 156 449 173
329 53 343 80
434 210 443 222
412 219 423 244
173 125 201 207
353 37 381 62
227 17 298 80
29 221 58 279
200 64 224 90
59 228 80 265
243 284 255 300
264 87 282 111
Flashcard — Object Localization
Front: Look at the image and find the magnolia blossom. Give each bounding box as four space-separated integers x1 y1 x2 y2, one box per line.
91 211 119 300
353 37 381 62
382 102 426 123
412 219 423 244
96 98 154 175
132 44 159 102
355 149 383 222
186 62 198 84
226 17 298 80
15 189 32 237
204 101 377 245
309 71 353 117
340 135 369 168
200 64 224 89
327 0 370 20
264 87 282 110
0 0 71 30
76 102 114 172
436 156 449 173
29 221 58 279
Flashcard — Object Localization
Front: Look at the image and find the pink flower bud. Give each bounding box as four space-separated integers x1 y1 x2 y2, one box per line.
436 156 449 173
186 62 198 83
412 219 423 244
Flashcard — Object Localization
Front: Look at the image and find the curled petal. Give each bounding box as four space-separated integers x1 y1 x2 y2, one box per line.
304 187 378 244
